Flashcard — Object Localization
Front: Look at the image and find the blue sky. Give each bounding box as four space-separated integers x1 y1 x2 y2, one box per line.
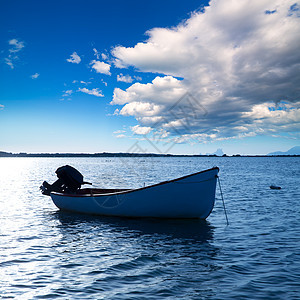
1 0 299 155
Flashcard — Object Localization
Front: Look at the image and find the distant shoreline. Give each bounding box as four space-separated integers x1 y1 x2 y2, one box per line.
0 151 299 158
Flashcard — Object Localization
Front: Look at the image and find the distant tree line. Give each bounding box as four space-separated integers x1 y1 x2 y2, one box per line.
0 151 299 158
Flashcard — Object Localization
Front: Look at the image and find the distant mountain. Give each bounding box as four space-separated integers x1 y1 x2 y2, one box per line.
268 146 300 156
206 148 224 156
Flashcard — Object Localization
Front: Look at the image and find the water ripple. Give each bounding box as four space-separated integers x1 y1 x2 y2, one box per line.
0 157 299 299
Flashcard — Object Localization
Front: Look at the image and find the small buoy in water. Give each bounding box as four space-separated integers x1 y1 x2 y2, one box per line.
270 185 281 190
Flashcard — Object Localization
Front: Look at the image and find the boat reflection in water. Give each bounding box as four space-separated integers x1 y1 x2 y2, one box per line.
54 211 215 244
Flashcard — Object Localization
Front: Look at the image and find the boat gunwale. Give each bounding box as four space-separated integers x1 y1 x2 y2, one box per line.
51 166 219 198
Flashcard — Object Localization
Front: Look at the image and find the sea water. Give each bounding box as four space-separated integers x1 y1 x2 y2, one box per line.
0 157 299 299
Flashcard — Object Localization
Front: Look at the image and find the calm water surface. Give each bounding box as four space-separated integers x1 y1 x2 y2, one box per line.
0 157 299 299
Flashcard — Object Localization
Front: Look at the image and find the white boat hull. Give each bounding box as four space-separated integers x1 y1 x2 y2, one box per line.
50 167 219 219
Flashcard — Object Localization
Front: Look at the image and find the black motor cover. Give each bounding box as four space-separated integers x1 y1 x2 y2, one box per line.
40 165 90 195
56 165 83 191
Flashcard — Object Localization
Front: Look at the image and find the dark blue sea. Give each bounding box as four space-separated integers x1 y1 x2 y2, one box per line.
0 157 299 299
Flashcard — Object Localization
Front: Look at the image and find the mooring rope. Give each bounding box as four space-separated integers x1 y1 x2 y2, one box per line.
217 175 229 226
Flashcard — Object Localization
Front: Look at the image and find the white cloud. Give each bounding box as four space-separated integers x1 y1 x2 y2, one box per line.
61 90 73 100
93 48 109 61
67 52 81 64
131 125 152 135
117 73 133 83
111 0 300 143
101 53 108 60
134 75 142 81
101 79 108 86
31 73 40 79
90 60 111 75
5 58 15 69
120 101 162 117
80 80 92 85
63 90 73 97
113 130 126 134
78 87 104 97
0 104 4 110
113 129 127 138
8 39 25 53
242 101 300 135
112 76 186 105
93 48 100 59
5 38 25 69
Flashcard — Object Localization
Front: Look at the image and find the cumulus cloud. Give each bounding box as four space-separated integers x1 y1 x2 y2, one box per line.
117 73 133 83
131 125 152 135
112 76 186 105
0 104 4 110
119 101 162 117
67 52 81 64
90 60 111 75
112 0 300 143
5 38 25 69
31 73 40 79
78 87 104 97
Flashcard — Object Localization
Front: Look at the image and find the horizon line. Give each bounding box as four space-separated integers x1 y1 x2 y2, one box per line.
0 151 299 158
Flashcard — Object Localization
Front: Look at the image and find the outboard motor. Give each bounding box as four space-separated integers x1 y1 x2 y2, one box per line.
40 165 91 195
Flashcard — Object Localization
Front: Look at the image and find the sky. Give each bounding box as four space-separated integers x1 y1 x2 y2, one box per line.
0 0 299 155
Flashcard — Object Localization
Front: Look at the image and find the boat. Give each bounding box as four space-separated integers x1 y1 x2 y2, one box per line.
45 167 219 219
